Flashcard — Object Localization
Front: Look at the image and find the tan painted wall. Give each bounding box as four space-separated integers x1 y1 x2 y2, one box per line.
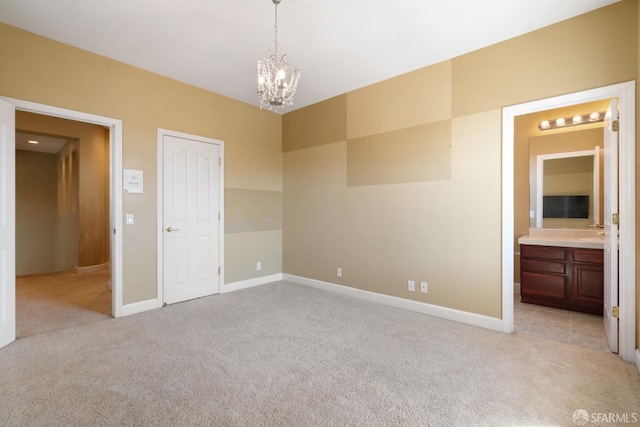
1 22 282 304
15 150 57 275
55 139 79 271
283 1 638 319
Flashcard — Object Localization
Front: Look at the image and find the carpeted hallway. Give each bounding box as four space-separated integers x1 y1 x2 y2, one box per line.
16 269 112 338
1 281 639 426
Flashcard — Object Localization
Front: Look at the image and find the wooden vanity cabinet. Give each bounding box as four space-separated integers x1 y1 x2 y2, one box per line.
520 245 603 315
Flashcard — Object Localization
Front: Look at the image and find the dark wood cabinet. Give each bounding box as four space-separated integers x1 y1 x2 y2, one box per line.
520 244 603 315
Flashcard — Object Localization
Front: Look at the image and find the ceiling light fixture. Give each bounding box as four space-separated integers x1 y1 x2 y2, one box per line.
538 111 606 131
27 140 39 144
257 0 300 111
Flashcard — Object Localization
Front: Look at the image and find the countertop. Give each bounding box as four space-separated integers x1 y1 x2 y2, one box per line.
518 235 605 249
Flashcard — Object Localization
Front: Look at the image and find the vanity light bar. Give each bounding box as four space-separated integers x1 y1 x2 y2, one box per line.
538 111 606 131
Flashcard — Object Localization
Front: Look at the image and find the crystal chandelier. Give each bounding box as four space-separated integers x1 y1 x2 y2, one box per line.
257 0 300 111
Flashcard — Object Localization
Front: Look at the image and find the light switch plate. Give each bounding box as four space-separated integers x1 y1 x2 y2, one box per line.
126 214 134 225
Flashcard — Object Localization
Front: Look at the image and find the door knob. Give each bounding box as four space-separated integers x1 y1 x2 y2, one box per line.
165 226 180 232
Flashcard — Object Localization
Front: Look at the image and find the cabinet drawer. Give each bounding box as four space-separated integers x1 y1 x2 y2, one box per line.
572 248 603 264
521 245 567 261
521 272 567 299
521 259 566 275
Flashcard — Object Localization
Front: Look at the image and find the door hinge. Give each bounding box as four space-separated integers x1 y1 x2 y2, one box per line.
219 212 221 220
612 120 619 132
612 213 619 225
612 306 619 318
218 266 221 275
219 157 222 166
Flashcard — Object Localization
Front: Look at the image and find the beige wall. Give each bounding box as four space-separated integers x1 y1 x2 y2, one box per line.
15 151 57 275
1 22 282 304
55 139 79 271
283 0 638 319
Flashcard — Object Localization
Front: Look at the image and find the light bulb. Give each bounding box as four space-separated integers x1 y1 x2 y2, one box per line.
539 120 550 129
572 115 582 124
556 118 566 127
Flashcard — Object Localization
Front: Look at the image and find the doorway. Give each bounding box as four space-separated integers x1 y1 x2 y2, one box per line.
15 113 112 336
501 82 636 363
0 96 123 350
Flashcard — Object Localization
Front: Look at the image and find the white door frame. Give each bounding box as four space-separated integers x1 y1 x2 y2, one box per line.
156 128 224 305
1 96 124 317
501 81 636 363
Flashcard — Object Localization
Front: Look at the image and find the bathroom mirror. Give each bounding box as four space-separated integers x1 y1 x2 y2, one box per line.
534 150 601 228
528 127 604 229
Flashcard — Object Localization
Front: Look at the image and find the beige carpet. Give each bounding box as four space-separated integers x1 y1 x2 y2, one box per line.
1 281 639 426
16 269 112 338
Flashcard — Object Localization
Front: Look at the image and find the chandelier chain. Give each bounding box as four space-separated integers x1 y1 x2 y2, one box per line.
273 0 279 55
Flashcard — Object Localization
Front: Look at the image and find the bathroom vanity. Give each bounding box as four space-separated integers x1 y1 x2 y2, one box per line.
518 230 604 315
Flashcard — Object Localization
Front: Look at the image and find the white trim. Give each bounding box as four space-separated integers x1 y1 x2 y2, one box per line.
501 81 636 362
121 298 162 317
501 99 516 334
156 128 225 305
1 96 124 318
222 273 283 293
284 274 503 332
75 262 109 274
635 349 640 374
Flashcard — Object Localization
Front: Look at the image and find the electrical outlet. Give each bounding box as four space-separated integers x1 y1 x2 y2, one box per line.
256 262 262 271
408 280 415 292
337 267 342 277
420 281 428 293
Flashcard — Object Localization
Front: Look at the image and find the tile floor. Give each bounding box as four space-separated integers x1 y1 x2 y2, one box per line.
514 293 610 352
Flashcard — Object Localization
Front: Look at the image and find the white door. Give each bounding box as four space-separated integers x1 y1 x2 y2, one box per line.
603 98 618 353
163 134 221 304
0 99 16 349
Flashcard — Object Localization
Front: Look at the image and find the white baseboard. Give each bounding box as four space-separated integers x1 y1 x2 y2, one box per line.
75 262 110 274
118 274 281 317
223 273 283 293
283 274 503 332
121 298 161 317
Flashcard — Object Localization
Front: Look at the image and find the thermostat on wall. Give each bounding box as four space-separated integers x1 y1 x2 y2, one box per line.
123 169 143 193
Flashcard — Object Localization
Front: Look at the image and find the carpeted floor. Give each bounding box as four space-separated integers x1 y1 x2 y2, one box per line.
16 269 112 338
1 281 639 426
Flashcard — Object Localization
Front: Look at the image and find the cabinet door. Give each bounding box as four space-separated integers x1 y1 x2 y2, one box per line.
570 263 604 315
521 271 568 306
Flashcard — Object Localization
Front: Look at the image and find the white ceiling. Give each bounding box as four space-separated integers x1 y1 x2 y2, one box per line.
16 132 69 154
0 0 620 113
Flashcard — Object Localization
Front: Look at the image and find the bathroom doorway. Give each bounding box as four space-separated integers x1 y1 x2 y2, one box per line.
501 82 636 362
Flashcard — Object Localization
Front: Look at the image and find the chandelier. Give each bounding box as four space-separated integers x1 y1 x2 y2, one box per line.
257 0 300 111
